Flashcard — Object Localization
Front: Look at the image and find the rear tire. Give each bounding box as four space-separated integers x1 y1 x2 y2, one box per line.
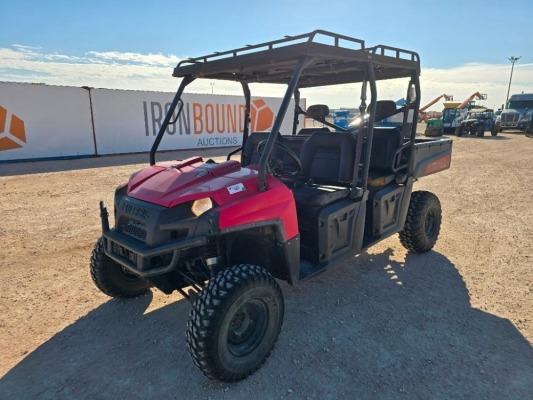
187 264 284 382
90 237 151 298
399 191 442 253
476 125 485 137
455 126 462 136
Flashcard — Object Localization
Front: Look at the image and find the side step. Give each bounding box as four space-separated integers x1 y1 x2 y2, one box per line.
299 260 327 281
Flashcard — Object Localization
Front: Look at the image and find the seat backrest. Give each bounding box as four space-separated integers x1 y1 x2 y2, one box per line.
374 100 398 122
369 127 402 172
297 127 330 135
241 132 270 167
306 104 330 121
299 132 355 184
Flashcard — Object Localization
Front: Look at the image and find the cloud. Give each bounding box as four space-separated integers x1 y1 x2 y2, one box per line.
86 51 180 66
0 45 180 90
1 45 532 111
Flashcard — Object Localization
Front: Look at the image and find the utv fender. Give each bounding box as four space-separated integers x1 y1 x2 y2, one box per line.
222 221 300 284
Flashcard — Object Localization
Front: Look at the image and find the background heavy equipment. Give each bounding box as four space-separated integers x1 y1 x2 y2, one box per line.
442 92 487 133
421 94 453 137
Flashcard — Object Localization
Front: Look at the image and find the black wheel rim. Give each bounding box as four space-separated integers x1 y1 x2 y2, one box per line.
120 266 142 282
424 208 437 238
227 299 269 357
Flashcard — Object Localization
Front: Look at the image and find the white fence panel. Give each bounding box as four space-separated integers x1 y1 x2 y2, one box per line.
0 83 95 161
91 89 302 155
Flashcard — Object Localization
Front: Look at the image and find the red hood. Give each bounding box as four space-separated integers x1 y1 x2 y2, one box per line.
127 156 299 240
127 157 259 208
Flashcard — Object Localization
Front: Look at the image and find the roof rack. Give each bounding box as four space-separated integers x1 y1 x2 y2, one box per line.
173 30 420 87
367 45 419 63
177 30 365 68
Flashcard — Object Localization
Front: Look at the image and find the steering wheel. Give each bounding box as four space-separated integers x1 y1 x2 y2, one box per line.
257 140 302 177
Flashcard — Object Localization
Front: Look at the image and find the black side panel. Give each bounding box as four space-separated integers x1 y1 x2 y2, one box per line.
372 184 405 236
298 199 365 266
297 204 322 263
363 183 413 248
317 199 362 263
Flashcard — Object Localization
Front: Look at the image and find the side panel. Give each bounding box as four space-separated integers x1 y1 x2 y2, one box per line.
371 184 410 235
317 200 364 263
412 138 453 179
363 183 412 248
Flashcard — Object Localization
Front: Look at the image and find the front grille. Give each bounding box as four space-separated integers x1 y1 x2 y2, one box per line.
122 220 147 242
502 114 519 124
111 242 138 264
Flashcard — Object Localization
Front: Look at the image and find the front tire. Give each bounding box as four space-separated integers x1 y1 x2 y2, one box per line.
90 237 151 298
186 264 284 382
399 191 442 253
455 126 463 136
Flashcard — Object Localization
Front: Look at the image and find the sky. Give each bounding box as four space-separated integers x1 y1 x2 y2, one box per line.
1 0 533 111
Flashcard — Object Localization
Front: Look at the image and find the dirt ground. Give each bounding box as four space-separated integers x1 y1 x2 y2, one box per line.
1 128 532 399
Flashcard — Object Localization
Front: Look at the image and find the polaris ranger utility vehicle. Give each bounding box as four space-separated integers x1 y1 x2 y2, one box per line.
91 30 453 382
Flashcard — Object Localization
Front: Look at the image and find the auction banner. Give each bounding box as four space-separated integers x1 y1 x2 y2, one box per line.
0 83 95 161
91 89 304 155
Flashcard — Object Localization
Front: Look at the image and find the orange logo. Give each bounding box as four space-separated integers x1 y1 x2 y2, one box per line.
0 106 27 151
250 99 274 131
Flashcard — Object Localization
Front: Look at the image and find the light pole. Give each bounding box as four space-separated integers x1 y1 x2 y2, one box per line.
505 56 521 107
210 82 215 95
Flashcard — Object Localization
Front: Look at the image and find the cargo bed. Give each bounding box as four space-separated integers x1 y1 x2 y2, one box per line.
411 137 453 178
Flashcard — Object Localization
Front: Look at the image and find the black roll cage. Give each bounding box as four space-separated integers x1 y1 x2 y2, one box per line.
149 29 421 195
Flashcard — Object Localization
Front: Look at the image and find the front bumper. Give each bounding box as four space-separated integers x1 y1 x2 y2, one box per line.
99 202 207 278
517 121 529 131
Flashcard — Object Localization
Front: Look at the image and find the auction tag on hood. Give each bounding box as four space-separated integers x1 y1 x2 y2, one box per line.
227 183 246 195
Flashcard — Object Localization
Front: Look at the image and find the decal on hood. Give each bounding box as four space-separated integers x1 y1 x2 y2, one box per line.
227 183 246 195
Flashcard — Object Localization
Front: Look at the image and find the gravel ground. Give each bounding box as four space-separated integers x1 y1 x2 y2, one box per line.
1 128 532 399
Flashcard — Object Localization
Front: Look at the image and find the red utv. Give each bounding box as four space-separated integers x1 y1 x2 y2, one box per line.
90 30 453 382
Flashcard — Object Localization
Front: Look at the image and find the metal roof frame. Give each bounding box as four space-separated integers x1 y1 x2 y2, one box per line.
173 30 420 88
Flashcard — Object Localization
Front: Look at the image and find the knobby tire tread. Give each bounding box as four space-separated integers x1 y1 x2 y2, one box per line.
90 237 151 298
186 264 283 382
399 191 442 253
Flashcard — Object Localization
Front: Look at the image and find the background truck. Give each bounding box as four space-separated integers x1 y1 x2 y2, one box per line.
90 30 453 382
493 93 533 134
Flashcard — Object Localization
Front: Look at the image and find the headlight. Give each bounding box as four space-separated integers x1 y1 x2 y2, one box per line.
191 198 213 216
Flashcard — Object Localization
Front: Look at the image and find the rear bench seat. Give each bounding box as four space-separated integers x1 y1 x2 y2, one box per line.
290 131 355 207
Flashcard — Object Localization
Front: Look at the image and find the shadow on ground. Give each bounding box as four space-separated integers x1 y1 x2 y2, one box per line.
1 250 532 399
454 135 509 141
